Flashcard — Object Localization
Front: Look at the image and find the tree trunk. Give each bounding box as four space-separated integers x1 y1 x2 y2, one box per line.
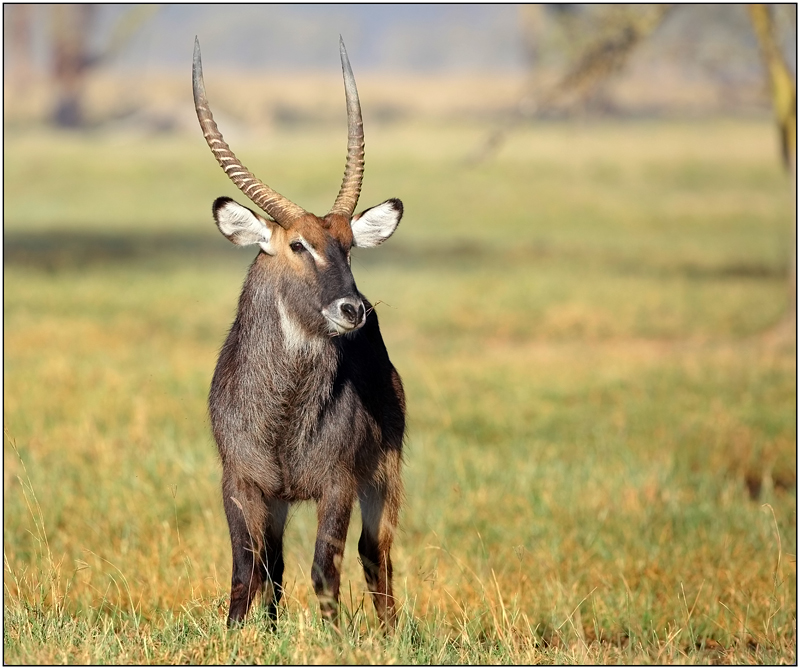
747 4 797 320
49 4 96 128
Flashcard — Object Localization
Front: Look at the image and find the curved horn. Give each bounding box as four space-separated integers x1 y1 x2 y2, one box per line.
192 37 307 226
328 37 365 219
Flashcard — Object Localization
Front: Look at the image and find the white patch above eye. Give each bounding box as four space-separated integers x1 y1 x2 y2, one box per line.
351 198 403 248
213 197 275 253
294 235 327 267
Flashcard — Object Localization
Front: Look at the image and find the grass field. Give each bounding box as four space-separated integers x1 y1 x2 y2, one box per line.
3 116 796 663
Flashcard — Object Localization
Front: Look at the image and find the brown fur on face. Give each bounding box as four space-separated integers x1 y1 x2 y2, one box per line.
259 213 355 278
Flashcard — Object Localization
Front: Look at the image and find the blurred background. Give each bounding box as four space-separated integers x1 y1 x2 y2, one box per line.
3 4 797 663
2 4 797 129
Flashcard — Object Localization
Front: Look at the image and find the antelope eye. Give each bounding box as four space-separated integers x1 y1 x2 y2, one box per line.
290 241 306 254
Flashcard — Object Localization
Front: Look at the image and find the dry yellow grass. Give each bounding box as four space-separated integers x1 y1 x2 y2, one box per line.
4 116 795 663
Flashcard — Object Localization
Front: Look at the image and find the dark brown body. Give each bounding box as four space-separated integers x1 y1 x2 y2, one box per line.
210 250 405 627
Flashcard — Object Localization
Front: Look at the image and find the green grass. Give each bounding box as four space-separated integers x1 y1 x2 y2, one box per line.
4 117 796 663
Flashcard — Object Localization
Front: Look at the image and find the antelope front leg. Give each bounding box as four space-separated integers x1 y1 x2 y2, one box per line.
311 488 353 626
263 498 289 622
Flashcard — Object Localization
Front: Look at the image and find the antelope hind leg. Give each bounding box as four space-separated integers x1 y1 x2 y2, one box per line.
358 467 402 629
222 472 268 626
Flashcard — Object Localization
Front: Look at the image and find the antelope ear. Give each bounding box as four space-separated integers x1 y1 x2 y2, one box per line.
350 198 403 248
212 197 277 254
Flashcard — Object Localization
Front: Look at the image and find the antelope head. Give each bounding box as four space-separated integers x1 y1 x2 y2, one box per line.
193 36 403 337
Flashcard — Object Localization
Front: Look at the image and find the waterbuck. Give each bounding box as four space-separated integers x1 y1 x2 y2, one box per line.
193 37 405 629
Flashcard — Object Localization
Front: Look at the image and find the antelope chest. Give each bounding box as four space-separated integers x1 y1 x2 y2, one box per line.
260 350 362 500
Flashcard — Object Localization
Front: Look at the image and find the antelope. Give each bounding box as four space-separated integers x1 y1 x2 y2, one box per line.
193 37 405 630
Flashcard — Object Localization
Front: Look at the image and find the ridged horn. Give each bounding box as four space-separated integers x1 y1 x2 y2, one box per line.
192 37 307 226
328 36 365 219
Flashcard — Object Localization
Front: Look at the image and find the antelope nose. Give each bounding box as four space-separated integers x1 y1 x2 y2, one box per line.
340 300 364 325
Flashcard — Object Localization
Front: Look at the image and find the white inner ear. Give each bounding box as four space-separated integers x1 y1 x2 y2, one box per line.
351 199 402 248
214 199 275 253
